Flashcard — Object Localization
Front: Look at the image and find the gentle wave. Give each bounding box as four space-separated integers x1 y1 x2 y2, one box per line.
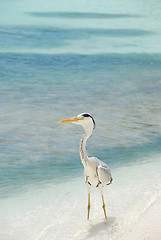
28 11 141 19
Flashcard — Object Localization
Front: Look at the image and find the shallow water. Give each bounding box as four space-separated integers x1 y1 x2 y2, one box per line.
0 0 161 239
1 52 161 197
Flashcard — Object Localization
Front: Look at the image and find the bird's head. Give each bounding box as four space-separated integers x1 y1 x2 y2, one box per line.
60 113 95 134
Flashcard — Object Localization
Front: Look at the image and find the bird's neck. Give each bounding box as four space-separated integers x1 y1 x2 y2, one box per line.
80 130 92 167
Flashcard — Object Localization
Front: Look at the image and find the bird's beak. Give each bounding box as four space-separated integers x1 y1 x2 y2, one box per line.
60 116 83 123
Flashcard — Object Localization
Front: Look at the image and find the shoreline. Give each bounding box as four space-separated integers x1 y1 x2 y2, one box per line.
0 156 161 240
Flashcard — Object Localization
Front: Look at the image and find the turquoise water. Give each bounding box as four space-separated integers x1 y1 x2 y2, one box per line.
1 0 161 197
1 52 161 197
1 1 161 239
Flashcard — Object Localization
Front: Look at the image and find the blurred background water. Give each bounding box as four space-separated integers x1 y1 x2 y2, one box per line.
0 0 161 223
1 1 161 239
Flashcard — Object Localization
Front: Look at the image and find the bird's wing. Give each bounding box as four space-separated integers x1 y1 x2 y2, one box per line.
97 161 112 186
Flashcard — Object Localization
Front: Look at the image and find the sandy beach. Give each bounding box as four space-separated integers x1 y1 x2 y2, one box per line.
120 198 161 240
1 154 161 240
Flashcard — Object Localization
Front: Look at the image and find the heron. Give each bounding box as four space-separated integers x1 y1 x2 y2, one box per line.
60 113 112 221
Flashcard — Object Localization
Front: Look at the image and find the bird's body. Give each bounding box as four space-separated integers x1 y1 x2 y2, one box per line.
60 113 112 221
84 157 112 187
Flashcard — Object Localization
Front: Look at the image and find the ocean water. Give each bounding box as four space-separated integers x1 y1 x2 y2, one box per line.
1 0 161 239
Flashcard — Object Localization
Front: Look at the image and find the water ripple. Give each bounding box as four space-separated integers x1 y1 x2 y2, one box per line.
28 11 140 19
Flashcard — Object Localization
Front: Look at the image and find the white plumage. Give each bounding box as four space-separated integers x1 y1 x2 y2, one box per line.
60 113 112 221
84 157 112 187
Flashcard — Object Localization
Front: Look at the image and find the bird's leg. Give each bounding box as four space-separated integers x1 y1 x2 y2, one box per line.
99 184 107 221
87 183 91 220
102 194 107 221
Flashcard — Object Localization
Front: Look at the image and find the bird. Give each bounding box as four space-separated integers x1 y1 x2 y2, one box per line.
60 113 112 221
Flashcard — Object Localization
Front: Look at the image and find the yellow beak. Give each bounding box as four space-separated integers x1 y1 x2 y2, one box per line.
60 116 83 123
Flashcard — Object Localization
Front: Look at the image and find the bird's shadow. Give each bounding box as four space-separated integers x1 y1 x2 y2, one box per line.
84 217 116 240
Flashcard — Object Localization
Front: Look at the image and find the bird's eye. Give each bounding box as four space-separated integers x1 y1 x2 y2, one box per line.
82 113 90 118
